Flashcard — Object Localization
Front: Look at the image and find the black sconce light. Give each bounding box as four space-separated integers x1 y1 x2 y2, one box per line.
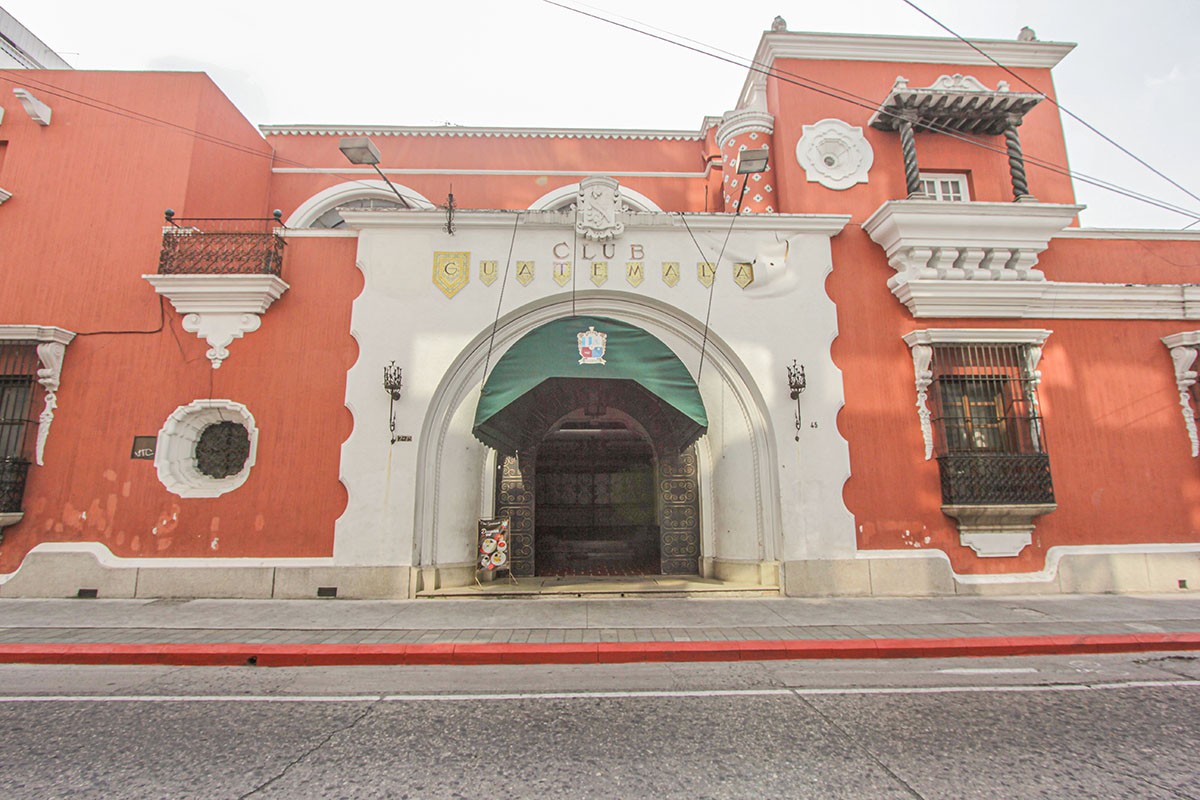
787 360 807 442
384 361 403 444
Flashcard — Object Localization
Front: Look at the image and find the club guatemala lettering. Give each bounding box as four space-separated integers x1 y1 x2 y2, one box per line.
432 243 756 297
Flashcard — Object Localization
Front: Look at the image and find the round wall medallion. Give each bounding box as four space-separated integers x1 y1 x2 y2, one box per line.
795 118 874 190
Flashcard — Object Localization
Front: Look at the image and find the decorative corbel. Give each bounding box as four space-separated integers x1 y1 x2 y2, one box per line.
1170 346 1199 457
34 341 66 466
13 88 51 126
911 344 934 460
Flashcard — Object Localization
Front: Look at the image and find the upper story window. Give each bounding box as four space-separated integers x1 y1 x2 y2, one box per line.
919 173 969 202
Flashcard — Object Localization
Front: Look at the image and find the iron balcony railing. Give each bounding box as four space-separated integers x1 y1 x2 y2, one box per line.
0 459 30 514
937 452 1055 505
158 211 286 276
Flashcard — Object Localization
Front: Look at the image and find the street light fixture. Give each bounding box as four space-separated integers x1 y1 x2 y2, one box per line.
337 136 409 207
733 147 769 213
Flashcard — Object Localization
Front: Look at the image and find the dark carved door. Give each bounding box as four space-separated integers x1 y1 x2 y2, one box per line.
659 444 700 574
496 454 535 577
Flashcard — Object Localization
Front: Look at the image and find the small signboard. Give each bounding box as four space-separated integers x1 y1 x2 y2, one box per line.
477 517 516 585
478 517 510 572
131 436 157 460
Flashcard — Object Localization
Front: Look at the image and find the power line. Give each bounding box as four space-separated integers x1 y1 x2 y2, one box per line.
0 69 433 211
896 0 1200 213
542 0 1200 222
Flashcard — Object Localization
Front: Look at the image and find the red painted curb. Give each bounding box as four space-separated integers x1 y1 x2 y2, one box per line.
0 633 1197 667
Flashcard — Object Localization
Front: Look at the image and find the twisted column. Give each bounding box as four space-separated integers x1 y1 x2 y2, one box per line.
1005 122 1033 200
898 119 922 197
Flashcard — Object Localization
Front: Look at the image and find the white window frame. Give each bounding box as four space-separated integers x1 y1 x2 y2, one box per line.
155 399 259 498
918 172 970 202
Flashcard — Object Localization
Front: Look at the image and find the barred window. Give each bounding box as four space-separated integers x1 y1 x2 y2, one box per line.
929 342 1053 506
930 343 1044 456
195 421 251 480
0 342 37 515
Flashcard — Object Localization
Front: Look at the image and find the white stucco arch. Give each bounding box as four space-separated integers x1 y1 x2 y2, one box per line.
411 290 782 588
528 182 663 212
285 180 436 228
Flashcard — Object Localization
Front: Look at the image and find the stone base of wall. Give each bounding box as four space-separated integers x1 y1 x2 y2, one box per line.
5 545 1197 599
0 547 409 599
784 550 1200 597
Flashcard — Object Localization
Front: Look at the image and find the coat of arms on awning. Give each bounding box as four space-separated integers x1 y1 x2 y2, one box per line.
577 326 607 364
575 176 625 242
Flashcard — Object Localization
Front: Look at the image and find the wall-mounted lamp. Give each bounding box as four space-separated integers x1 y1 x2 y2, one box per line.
733 147 770 213
384 361 403 444
787 360 807 442
338 136 410 208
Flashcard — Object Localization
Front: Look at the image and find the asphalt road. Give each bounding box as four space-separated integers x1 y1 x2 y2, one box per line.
1 654 1198 799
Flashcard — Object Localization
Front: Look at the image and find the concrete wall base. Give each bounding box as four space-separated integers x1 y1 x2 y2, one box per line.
5 548 1197 599
0 551 411 599
784 551 1200 597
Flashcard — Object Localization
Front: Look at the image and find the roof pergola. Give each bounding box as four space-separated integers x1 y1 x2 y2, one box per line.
869 74 1044 135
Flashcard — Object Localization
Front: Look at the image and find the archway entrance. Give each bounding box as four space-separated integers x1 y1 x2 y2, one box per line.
478 316 706 578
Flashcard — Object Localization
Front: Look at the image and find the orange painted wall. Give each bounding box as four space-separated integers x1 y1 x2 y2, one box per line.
766 58 1076 217
830 224 1200 574
0 72 357 569
265 131 713 215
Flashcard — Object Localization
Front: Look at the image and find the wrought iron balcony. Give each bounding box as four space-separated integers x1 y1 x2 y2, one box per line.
158 212 285 276
937 452 1054 506
0 458 30 514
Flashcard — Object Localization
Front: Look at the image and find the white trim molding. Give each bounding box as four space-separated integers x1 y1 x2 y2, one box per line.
155 399 259 498
261 124 705 141
0 325 75 466
285 180 435 228
528 181 662 213
1162 331 1200 457
795 119 874 190
715 110 775 147
893 281 1200 319
739 31 1074 110
142 274 289 369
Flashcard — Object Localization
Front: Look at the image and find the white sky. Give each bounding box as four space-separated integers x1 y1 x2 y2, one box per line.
7 0 1200 229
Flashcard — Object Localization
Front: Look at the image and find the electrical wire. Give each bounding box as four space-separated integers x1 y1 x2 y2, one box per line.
896 0 1200 211
541 0 1200 222
0 69 433 210
482 212 523 385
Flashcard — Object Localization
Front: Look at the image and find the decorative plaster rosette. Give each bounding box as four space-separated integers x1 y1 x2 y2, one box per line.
795 119 874 190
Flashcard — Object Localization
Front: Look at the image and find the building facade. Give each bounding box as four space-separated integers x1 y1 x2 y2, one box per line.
1 24 1198 598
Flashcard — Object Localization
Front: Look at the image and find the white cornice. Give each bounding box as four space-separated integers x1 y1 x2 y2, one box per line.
863 200 1084 255
893 280 1200 319
740 31 1074 110
902 328 1051 346
259 124 705 141
1163 331 1200 348
1054 228 1200 241
339 209 851 236
0 325 75 345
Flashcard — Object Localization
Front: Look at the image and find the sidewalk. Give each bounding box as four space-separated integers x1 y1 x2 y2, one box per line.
0 593 1198 666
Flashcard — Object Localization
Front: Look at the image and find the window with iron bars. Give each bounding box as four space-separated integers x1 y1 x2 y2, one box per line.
929 342 1054 506
0 342 38 515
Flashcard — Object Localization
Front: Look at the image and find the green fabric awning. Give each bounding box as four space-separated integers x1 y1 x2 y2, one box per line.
473 315 707 454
